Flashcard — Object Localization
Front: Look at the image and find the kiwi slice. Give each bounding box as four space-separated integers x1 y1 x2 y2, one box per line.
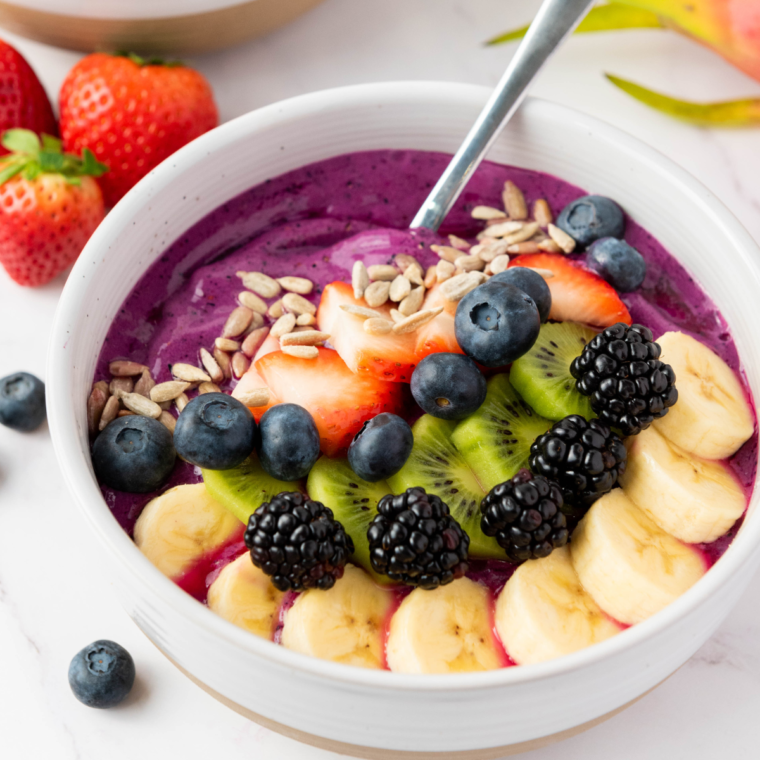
386 415 502 559
203 453 300 524
509 321 597 421
307 456 391 584
451 374 551 493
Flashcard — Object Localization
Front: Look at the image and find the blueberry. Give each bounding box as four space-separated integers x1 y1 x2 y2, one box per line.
258 403 320 481
490 268 552 322
411 353 486 420
0 372 45 431
587 237 646 292
348 413 413 482
454 281 540 367
556 195 625 248
173 392 255 470
68 640 135 709
92 415 176 493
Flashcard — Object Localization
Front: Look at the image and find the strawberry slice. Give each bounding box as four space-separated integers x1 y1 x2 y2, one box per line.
414 284 464 361
509 254 631 328
231 333 283 421
317 281 417 383
255 347 407 456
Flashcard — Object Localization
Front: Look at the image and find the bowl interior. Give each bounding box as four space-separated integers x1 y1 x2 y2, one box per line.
48 82 760 688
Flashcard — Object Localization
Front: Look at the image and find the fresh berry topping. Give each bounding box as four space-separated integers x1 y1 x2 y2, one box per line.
59 53 218 206
367 487 470 590
480 470 568 563
0 371 45 431
347 413 413 482
174 392 255 470
570 322 678 436
0 40 57 148
410 353 486 420
0 130 107 287
245 492 354 591
258 403 321 481
92 415 176 493
529 415 627 516
555 195 625 248
68 640 135 709
587 238 647 292
255 346 405 456
509 254 632 328
454 281 540 367
490 268 552 323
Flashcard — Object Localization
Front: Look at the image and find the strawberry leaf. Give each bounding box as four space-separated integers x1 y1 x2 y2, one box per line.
606 74 760 126
39 151 66 173
81 148 109 177
0 156 27 185
2 128 41 156
486 2 663 46
41 133 62 153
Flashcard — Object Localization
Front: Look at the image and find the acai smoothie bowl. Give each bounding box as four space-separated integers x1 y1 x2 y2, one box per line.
48 83 760 757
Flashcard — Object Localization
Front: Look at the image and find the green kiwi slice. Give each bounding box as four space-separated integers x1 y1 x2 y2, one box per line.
306 456 391 584
386 415 503 559
203 453 300 524
451 373 551 493
509 321 597 421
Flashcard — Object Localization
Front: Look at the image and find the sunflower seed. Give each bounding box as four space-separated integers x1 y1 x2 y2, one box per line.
389 274 412 302
110 376 134 395
215 337 240 352
339 303 382 320
392 307 444 335
363 317 393 335
472 238 511 262
199 347 223 384
150 381 191 403
231 352 251 379
117 391 162 419
455 254 485 272
399 285 425 316
222 306 254 338
282 345 319 359
507 241 540 254
503 222 541 246
98 395 120 431
238 290 268 314
430 244 461 263
296 313 316 326
118 410 135 417
424 265 437 289
237 387 271 407
93 380 109 395
471 205 508 221
527 267 555 279
538 238 562 253
267 299 284 319
108 360 148 377
394 254 421 273
548 223 577 254
481 221 524 239
436 259 456 283
133 369 155 398
175 393 190 413
282 292 316 316
352 261 369 300
198 382 221 394
440 272 485 301
171 363 211 383
490 254 510 275
237 270 281 299
277 276 313 295
533 199 553 226
503 181 528 220
448 234 471 251
280 330 330 347
270 312 297 339
389 308 404 324
366 264 398 282
403 263 424 286
364 280 391 308
213 347 232 379
243 312 265 334
87 386 109 435
158 411 176 434
241 326 270 358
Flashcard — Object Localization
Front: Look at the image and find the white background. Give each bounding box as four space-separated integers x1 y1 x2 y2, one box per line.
1 1 759 758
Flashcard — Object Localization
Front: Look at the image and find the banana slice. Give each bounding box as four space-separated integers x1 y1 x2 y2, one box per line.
495 546 620 665
620 426 745 544
571 489 705 625
281 565 393 669
386 577 502 674
134 483 241 579
654 331 754 460
207 553 284 639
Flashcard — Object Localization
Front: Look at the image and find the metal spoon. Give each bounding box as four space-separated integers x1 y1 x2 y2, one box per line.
411 0 594 231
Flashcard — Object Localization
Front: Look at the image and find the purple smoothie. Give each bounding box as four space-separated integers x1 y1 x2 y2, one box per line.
95 149 756 582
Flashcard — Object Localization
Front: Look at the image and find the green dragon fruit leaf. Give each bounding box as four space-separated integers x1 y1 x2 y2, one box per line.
606 74 760 127
486 2 663 46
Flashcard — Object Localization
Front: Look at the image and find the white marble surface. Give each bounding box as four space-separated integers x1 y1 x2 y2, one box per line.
1 1 759 758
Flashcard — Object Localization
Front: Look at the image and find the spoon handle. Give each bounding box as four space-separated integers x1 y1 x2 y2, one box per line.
410 0 594 231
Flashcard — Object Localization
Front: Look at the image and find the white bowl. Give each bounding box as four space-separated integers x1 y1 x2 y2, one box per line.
47 83 760 757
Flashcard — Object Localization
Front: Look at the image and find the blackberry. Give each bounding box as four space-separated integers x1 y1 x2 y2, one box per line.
367 487 469 590
480 470 568 563
244 491 354 592
570 322 677 436
530 415 626 516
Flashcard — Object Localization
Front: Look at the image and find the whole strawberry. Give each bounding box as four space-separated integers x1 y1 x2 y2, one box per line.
59 53 218 207
0 39 57 151
0 129 107 287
